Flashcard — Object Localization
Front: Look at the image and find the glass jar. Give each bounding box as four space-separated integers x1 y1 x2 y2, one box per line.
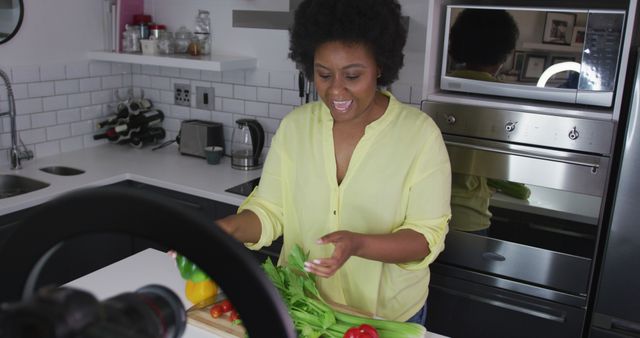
174 26 192 54
149 24 166 39
157 31 174 54
122 24 141 53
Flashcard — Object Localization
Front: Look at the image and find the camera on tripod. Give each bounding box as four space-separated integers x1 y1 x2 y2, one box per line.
0 284 186 338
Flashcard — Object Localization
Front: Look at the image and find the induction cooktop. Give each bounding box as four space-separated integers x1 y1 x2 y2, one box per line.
225 177 261 197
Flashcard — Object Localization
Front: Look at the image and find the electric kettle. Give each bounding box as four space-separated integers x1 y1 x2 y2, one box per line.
231 119 265 170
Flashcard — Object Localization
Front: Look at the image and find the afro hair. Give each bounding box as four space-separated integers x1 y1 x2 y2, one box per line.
288 0 407 87
448 9 520 67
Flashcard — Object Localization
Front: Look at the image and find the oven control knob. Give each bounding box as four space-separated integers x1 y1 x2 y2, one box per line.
505 121 517 133
445 114 456 125
568 127 580 140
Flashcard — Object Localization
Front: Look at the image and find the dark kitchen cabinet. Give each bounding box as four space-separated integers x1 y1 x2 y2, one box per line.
426 264 586 338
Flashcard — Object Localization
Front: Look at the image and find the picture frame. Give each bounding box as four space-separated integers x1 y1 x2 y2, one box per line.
542 12 576 45
509 50 527 75
571 26 586 46
519 54 547 81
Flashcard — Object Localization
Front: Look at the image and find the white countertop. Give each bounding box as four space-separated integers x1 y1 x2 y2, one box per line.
1 142 599 224
66 248 447 338
0 144 261 216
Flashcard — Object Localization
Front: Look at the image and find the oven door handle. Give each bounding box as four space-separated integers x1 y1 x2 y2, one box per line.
445 140 600 169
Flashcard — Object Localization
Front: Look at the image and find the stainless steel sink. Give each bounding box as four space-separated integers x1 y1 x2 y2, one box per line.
40 166 85 176
0 174 50 199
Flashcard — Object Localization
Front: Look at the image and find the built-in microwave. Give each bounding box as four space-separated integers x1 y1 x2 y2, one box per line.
440 5 626 107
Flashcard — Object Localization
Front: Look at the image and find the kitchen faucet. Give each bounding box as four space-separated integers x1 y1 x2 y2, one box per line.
0 69 33 169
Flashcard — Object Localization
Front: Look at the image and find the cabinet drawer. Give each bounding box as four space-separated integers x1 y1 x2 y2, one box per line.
426 270 585 338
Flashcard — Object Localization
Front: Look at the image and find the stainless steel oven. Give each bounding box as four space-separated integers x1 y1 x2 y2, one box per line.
421 101 614 337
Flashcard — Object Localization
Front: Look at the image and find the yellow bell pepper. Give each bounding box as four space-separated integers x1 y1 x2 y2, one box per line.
185 279 218 304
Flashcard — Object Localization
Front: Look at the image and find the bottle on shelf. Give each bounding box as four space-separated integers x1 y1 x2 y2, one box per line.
130 127 166 148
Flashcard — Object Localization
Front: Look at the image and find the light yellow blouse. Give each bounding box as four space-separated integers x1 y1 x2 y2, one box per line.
238 91 451 321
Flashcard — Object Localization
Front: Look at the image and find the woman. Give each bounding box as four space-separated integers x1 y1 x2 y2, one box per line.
216 0 451 323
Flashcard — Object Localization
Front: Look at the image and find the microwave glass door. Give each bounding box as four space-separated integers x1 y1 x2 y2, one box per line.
441 6 625 107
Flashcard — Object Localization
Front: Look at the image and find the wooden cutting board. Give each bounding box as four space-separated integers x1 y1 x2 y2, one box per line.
188 305 246 338
186 299 371 337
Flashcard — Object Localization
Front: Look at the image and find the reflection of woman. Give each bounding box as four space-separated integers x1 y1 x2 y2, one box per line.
216 0 451 324
446 9 528 233
448 9 519 81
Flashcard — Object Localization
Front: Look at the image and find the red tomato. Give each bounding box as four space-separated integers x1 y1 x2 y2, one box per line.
342 324 379 338
229 309 240 322
343 327 361 338
209 305 223 318
358 324 379 338
220 299 234 313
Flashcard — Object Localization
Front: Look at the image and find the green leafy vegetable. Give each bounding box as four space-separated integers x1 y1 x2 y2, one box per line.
261 245 426 338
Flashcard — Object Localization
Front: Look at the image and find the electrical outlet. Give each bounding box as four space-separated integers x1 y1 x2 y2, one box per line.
174 83 191 107
196 86 215 110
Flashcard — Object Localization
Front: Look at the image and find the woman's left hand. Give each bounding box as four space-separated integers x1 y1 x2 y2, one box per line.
303 230 362 278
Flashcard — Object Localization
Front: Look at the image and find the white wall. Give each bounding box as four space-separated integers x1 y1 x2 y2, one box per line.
147 0 428 86
0 0 104 66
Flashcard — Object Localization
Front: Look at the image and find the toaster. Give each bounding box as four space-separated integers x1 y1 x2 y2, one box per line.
178 120 224 158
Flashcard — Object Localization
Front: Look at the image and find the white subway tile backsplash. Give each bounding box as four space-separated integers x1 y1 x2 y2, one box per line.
43 95 68 112
92 90 114 105
246 70 269 87
20 128 47 144
160 90 175 105
36 141 61 157
257 87 281 103
212 83 233 98
170 105 190 119
40 64 66 81
55 79 80 95
15 115 31 130
161 67 181 78
61 136 84 152
144 89 161 103
71 120 94 136
11 65 40 83
79 77 101 92
150 76 172 91
83 134 108 148
10 83 29 100
31 112 57 128
133 74 152 88
89 62 112 77
111 63 132 74
269 71 296 90
211 110 233 127
282 89 302 106
181 68 201 80
15 98 43 115
102 75 123 89
222 98 244 114
214 97 222 111
234 85 257 101
66 61 90 79
47 124 71 140
269 103 293 120
191 108 212 121
164 118 181 132
141 65 161 75
57 108 81 124
68 93 91 108
81 105 103 120
222 70 244 85
245 101 269 117
201 70 222 82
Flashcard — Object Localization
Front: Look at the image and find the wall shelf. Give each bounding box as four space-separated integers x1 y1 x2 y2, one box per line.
87 51 257 72
522 42 583 53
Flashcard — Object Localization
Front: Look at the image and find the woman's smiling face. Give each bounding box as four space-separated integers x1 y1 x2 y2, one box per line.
313 41 383 124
